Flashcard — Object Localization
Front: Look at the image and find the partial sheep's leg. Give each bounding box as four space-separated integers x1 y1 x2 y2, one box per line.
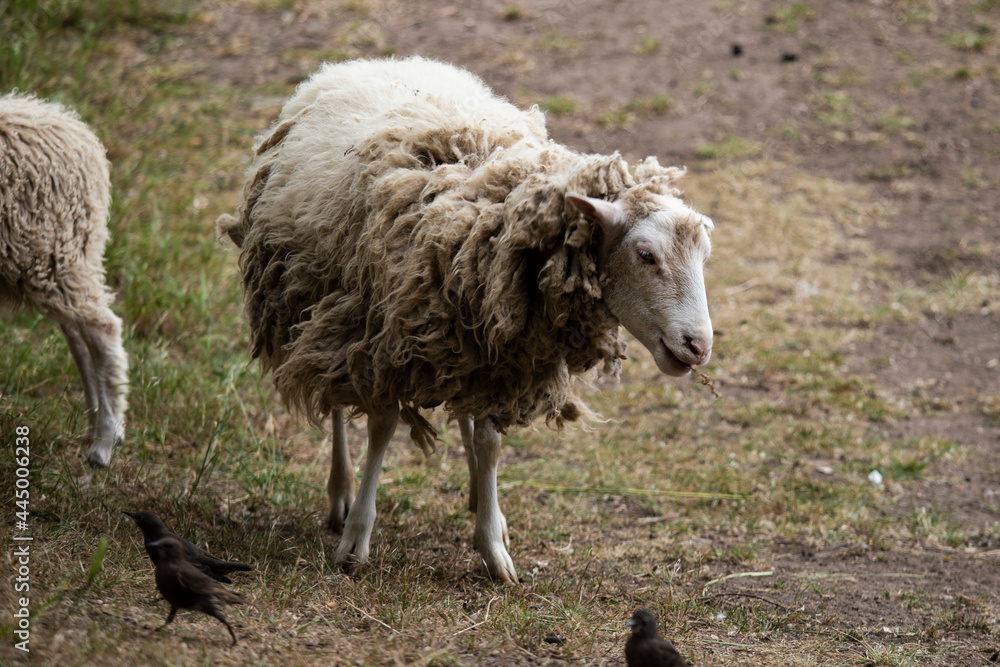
458 415 477 514
77 308 128 467
326 408 354 533
60 323 99 415
334 404 398 571
472 418 516 583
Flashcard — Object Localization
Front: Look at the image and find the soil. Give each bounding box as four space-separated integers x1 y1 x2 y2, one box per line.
170 0 999 662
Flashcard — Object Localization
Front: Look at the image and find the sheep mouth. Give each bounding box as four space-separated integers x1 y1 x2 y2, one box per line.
655 339 694 377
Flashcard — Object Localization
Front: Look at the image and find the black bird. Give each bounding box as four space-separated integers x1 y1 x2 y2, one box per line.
625 608 690 667
149 536 252 646
123 510 252 583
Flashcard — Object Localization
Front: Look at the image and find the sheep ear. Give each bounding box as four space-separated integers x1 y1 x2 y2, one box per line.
565 193 626 233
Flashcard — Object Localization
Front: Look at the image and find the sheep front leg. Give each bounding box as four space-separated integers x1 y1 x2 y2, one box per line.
326 409 354 533
472 418 516 583
334 404 398 571
77 309 128 467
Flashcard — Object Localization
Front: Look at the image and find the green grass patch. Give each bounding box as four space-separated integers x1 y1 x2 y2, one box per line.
537 95 578 116
695 136 765 160
635 37 660 55
943 30 990 52
814 91 855 129
768 3 815 33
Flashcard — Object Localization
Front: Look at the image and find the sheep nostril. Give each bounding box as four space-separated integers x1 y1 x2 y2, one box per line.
685 337 708 362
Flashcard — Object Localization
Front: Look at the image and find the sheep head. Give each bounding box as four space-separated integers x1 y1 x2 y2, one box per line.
566 191 714 376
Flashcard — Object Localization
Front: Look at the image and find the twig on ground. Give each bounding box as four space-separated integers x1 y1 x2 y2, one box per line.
498 480 742 500
699 592 789 610
343 598 399 634
454 595 500 635
702 570 773 592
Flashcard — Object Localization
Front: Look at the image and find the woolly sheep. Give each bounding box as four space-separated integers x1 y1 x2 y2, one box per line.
218 57 715 582
0 93 128 467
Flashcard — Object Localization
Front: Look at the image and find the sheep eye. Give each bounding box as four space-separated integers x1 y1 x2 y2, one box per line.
637 249 656 266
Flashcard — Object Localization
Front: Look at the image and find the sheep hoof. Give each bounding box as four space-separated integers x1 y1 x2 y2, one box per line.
334 533 371 574
479 550 518 584
335 552 371 578
86 444 113 468
326 501 351 534
336 556 363 576
86 425 123 467
475 534 517 584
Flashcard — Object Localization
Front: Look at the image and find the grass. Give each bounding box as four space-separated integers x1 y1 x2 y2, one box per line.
536 95 577 116
943 31 991 52
768 3 815 34
635 37 660 56
695 136 765 160
592 95 673 129
1 1 998 665
814 91 855 130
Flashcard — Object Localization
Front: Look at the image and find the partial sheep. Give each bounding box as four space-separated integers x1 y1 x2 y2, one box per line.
0 93 128 466
218 56 715 582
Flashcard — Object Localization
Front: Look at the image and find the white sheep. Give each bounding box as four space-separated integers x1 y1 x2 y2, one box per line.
218 57 714 582
0 93 128 467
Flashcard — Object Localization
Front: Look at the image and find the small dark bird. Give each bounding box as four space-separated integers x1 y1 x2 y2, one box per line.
731 43 743 57
149 536 252 646
625 608 690 667
123 510 252 583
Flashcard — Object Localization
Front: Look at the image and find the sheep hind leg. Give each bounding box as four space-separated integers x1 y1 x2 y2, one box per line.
471 418 516 583
459 415 477 514
74 308 128 467
334 404 398 572
60 323 99 415
326 408 355 533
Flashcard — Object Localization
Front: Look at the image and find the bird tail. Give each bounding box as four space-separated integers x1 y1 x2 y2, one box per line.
219 589 256 607
220 559 253 573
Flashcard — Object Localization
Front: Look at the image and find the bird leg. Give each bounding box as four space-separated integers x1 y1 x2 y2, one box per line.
326 408 355 533
205 607 238 646
471 418 516 583
458 415 477 514
334 404 398 571
156 606 177 632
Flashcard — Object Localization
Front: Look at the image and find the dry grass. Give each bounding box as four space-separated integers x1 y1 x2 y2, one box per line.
1 1 998 665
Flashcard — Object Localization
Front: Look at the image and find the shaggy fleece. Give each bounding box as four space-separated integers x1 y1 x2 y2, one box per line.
0 93 113 320
219 57 686 451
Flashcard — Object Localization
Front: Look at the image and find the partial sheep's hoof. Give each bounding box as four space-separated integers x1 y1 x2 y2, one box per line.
334 552 367 577
326 502 351 534
475 539 517 584
481 555 518 584
333 527 372 575
86 445 112 468
86 428 123 467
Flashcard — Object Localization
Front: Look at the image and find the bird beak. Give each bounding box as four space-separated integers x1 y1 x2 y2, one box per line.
148 540 161 548
122 510 136 518
626 619 638 628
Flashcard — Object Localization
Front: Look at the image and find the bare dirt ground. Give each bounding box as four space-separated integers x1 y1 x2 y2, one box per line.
166 0 1000 663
